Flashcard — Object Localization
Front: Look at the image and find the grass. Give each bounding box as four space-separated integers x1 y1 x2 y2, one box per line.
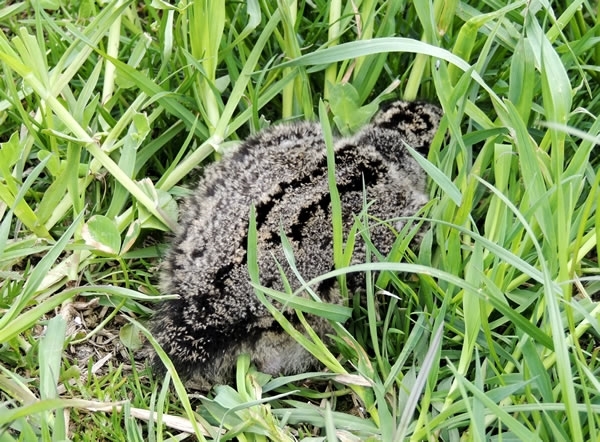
0 0 599 440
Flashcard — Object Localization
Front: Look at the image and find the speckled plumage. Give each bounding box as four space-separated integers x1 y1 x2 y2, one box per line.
150 100 442 388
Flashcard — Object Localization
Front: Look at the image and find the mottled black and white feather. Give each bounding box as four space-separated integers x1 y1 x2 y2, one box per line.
150 100 442 388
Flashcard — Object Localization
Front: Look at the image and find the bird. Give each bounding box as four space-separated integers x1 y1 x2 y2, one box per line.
149 100 442 389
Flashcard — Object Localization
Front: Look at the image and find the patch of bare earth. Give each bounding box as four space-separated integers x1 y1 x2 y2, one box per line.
57 297 146 393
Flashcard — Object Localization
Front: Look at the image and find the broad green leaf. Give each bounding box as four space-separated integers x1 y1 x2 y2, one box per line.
328 83 378 136
82 215 121 256
119 323 143 350
120 220 141 255
137 178 179 231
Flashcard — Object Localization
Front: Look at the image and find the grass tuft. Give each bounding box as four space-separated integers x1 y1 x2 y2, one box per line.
0 1 599 440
